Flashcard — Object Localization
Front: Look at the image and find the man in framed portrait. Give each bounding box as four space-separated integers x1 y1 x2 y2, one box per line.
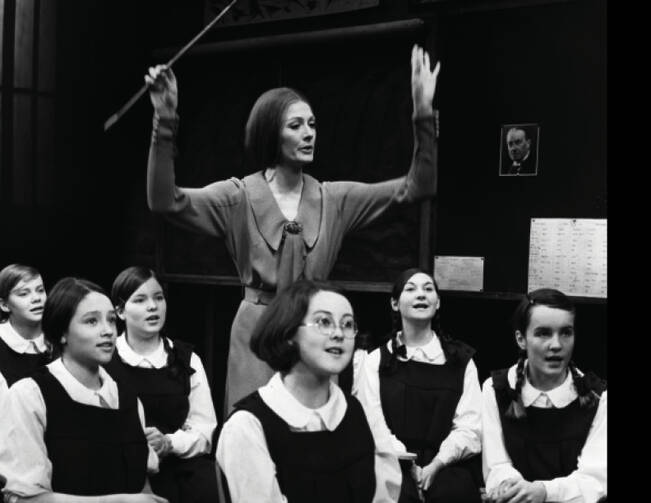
500 124 539 176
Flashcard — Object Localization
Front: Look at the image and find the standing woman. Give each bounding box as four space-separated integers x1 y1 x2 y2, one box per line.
356 268 483 502
0 277 166 502
0 264 50 397
217 279 401 503
106 266 219 503
481 289 607 503
145 44 440 412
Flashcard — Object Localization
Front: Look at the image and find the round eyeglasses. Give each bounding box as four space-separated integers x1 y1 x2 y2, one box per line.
300 315 358 339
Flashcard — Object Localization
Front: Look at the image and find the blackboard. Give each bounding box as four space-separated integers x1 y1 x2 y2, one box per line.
434 0 606 296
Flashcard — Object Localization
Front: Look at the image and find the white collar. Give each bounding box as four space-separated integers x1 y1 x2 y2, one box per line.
47 357 119 408
507 361 579 408
388 331 444 362
259 372 347 431
116 333 169 368
0 321 48 354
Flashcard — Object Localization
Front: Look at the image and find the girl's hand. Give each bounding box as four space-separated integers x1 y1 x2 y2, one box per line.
411 44 440 117
145 65 178 118
418 457 443 492
145 426 173 457
495 479 546 503
485 478 519 502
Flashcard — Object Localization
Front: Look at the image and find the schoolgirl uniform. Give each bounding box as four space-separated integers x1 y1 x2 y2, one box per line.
0 321 50 396
356 332 483 502
0 358 158 499
217 372 401 503
105 334 219 503
481 362 607 502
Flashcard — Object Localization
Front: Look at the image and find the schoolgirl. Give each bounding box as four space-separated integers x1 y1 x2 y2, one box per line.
356 268 483 502
481 288 607 503
217 279 401 502
106 266 219 503
0 264 50 395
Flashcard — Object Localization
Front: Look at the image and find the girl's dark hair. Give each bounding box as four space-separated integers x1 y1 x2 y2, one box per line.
111 266 158 309
506 288 597 418
0 264 42 322
42 277 109 354
244 87 310 172
250 279 345 372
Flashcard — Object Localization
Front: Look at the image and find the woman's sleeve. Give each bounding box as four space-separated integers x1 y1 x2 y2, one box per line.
481 377 524 495
0 379 52 498
146 114 243 237
434 359 482 465
216 411 287 503
166 353 218 458
136 398 160 474
540 391 608 503
330 115 437 234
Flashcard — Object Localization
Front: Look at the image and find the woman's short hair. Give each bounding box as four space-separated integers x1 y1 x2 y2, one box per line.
250 279 343 372
0 264 42 322
511 288 576 335
42 277 109 353
244 87 310 172
111 266 158 309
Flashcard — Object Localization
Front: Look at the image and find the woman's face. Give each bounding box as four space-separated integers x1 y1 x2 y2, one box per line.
63 291 117 367
120 277 166 340
278 101 316 168
516 305 575 386
392 272 440 323
1 275 46 325
292 290 355 378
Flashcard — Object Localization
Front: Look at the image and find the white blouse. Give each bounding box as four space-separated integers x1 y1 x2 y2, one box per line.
0 321 48 398
115 335 218 457
216 372 401 503
0 358 159 499
481 362 607 502
355 333 483 465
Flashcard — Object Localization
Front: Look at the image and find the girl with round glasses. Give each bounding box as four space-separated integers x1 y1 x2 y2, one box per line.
216 279 401 502
356 268 483 502
481 289 607 503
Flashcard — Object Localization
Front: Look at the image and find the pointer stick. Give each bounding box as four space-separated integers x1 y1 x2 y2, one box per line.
104 0 239 131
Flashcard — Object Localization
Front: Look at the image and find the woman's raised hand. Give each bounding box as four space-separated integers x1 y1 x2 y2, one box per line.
145 65 178 118
411 44 440 117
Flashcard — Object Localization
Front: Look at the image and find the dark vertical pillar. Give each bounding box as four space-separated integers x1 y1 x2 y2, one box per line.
1 0 15 201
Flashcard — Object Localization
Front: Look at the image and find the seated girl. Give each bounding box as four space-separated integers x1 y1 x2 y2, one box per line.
0 264 50 397
0 277 166 503
481 288 607 503
216 279 401 502
356 268 483 502
106 266 219 503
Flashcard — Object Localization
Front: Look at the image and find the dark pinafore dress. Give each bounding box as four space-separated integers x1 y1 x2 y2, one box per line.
228 390 376 503
31 367 148 495
0 335 50 387
491 368 606 481
106 339 219 503
379 339 483 503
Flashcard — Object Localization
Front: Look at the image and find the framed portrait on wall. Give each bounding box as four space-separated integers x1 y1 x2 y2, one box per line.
499 123 540 176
